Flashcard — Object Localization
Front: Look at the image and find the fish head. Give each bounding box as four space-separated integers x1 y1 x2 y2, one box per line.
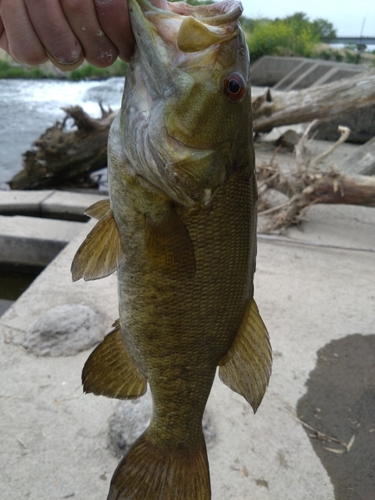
121 0 253 206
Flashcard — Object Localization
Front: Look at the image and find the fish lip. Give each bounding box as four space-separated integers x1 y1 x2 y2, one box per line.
134 0 243 26
169 0 243 26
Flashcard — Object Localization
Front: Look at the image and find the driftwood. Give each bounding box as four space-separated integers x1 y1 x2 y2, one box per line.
252 69 375 133
9 104 116 190
257 122 375 232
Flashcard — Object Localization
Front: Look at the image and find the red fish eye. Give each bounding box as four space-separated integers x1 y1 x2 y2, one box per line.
224 73 246 101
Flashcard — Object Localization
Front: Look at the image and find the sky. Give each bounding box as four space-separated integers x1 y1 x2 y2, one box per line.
240 0 375 38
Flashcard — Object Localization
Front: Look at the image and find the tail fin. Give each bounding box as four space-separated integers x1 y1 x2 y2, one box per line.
107 430 211 500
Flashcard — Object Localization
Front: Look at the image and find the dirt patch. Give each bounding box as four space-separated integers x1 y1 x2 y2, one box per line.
297 334 375 500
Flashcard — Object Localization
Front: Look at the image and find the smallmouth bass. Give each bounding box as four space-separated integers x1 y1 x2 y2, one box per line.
71 0 272 498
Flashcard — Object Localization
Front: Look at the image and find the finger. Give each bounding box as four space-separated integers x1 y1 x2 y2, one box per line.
94 0 135 62
0 15 9 53
60 0 118 68
0 0 47 65
24 0 84 70
94 0 169 62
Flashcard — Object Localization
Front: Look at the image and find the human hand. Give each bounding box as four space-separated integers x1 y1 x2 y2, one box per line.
0 0 168 71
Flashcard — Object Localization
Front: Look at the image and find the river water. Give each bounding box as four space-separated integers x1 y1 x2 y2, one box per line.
0 77 125 188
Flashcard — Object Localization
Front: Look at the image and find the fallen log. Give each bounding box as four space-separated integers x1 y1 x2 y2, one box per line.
252 69 375 133
9 104 116 190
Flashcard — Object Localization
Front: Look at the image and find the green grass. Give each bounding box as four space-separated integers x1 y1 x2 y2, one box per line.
0 58 128 80
0 59 53 79
68 59 128 80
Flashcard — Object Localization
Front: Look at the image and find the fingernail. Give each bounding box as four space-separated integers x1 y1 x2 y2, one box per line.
96 0 114 4
46 50 84 72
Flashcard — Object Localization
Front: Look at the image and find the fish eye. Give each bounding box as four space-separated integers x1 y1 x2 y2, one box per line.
223 73 246 102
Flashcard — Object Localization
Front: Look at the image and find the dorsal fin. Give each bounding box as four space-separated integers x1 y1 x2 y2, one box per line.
82 322 147 400
71 208 123 282
219 299 272 412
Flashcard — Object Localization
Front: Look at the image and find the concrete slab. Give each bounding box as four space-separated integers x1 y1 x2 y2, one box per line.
284 204 375 251
1 193 374 499
0 221 118 340
0 215 84 267
251 56 306 87
252 56 366 89
41 190 107 221
0 190 54 216
274 61 316 90
0 190 107 220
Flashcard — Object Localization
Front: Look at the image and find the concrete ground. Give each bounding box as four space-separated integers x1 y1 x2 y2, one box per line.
1 170 374 499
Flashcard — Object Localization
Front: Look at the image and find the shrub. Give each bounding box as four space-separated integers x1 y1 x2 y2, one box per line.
344 51 361 64
68 60 128 80
247 18 319 62
244 12 337 63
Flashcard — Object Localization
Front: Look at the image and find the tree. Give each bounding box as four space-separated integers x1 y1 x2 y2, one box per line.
312 18 337 41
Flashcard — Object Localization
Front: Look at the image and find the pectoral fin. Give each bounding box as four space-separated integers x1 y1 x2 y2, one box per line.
219 299 272 412
145 205 196 279
82 322 147 399
71 208 123 282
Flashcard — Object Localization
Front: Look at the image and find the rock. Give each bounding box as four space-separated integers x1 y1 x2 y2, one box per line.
22 303 105 356
108 391 216 458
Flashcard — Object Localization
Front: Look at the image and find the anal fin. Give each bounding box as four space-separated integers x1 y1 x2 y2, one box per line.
71 207 123 282
82 322 147 400
219 299 272 412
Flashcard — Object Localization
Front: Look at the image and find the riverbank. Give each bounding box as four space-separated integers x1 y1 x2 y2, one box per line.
1 45 374 80
0 48 128 80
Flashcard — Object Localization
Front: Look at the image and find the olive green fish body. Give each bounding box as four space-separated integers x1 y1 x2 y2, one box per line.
72 1 272 498
109 143 257 448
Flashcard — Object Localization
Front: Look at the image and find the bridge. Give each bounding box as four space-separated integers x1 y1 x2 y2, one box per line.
329 37 375 51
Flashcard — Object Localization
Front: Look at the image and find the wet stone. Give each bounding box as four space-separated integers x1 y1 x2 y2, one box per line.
22 304 105 356
108 391 216 458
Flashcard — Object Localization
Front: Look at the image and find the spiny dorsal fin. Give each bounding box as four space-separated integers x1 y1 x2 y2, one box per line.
82 322 147 400
85 199 110 220
71 208 123 282
219 299 272 412
145 205 196 279
177 16 224 52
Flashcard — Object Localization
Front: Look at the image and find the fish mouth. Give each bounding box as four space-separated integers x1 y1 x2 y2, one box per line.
129 0 243 58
